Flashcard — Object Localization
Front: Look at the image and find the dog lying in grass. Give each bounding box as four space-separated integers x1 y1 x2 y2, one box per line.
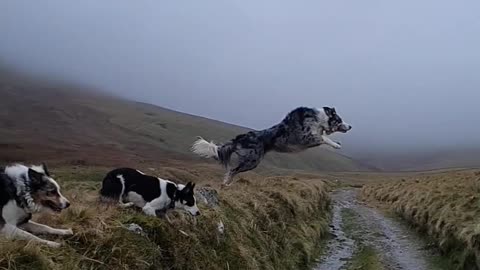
100 168 200 219
0 163 72 248
192 106 352 186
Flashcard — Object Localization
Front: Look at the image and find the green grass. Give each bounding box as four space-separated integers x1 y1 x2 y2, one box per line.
347 246 383 270
340 209 384 270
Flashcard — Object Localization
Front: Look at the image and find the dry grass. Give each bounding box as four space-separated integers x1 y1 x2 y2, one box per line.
361 170 480 269
0 165 331 270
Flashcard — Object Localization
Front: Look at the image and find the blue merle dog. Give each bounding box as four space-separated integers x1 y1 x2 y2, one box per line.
191 107 352 186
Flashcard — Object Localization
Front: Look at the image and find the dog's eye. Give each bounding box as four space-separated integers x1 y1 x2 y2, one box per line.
46 190 57 196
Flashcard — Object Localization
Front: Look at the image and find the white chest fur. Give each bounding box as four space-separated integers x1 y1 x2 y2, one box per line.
2 200 30 225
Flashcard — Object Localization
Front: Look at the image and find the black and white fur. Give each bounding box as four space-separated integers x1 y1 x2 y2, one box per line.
192 106 352 186
100 168 200 217
0 164 72 248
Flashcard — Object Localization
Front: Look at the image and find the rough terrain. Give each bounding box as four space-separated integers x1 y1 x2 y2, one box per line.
316 189 450 270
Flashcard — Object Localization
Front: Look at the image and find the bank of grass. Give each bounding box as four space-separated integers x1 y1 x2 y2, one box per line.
0 165 331 270
362 170 480 270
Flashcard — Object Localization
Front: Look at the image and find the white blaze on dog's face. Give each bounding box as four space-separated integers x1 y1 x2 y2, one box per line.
28 164 71 213
175 182 200 216
319 107 352 135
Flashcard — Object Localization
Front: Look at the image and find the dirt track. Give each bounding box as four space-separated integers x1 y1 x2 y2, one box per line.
315 189 448 270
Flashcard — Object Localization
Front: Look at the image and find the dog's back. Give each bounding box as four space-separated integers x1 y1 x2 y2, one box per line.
100 168 162 203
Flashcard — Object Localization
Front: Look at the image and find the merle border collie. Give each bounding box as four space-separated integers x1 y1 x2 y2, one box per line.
100 168 200 217
0 164 72 248
192 106 352 186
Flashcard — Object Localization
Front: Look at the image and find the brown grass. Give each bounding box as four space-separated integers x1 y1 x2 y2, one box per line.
361 170 480 269
0 165 331 270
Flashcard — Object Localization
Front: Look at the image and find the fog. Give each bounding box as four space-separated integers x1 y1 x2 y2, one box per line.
1 0 480 156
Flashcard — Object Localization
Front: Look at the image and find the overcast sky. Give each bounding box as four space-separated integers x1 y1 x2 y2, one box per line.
1 0 480 154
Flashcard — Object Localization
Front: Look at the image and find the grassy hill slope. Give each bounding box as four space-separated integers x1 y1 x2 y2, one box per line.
0 164 332 270
0 69 369 172
358 149 480 172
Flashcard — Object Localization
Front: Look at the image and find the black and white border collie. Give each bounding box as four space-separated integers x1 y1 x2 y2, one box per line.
100 168 200 217
0 164 72 248
192 106 352 186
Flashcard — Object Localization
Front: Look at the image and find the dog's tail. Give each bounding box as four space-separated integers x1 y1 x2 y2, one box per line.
191 136 220 159
191 137 234 168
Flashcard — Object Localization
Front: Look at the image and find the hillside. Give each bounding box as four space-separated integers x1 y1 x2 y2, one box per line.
0 165 332 270
355 149 480 172
0 69 370 172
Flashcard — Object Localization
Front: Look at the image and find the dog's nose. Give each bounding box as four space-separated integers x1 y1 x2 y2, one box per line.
348 125 352 130
195 211 201 216
65 201 71 209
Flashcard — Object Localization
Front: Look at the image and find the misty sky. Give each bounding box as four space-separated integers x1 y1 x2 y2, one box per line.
1 0 480 154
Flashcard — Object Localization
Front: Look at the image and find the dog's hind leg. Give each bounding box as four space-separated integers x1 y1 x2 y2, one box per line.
115 175 135 208
119 202 135 208
222 170 234 186
1 224 61 248
21 221 73 236
224 158 262 186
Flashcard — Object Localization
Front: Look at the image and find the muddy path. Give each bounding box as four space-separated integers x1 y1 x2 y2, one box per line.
315 189 449 270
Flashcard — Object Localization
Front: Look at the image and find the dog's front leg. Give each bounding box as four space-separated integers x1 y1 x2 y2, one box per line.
142 197 168 217
142 204 158 217
1 224 61 248
321 135 342 149
156 209 173 223
21 221 73 236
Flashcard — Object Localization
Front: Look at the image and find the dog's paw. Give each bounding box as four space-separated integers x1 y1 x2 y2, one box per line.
221 182 233 188
60 228 74 236
119 202 135 208
46 241 62 248
331 142 342 149
143 207 157 217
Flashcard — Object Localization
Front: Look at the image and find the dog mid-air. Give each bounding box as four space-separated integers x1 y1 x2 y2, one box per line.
192 106 352 186
0 163 72 248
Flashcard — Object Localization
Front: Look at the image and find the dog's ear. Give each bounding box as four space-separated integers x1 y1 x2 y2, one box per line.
191 183 196 190
41 163 50 176
184 182 193 193
323 107 334 117
331 107 336 114
28 168 45 184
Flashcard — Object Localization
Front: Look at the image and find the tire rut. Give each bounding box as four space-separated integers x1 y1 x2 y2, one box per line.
314 189 446 270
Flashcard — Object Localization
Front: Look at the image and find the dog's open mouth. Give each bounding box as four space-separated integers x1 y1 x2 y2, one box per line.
43 201 63 212
337 125 350 133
